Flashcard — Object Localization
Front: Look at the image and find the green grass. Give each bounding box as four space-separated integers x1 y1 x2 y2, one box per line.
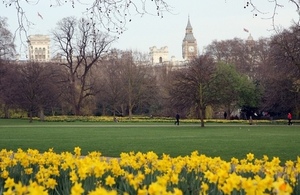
0 119 299 163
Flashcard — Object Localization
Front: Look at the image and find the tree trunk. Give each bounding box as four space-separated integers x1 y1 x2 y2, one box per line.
70 78 79 115
200 108 205 127
295 104 299 119
121 104 125 117
226 105 231 120
102 103 106 116
113 104 116 117
39 107 45 121
51 107 55 116
4 104 10 119
29 110 33 123
128 88 133 119
199 84 205 127
75 105 81 116
128 104 133 120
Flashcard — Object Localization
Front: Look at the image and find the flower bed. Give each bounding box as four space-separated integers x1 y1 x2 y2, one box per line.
0 148 299 194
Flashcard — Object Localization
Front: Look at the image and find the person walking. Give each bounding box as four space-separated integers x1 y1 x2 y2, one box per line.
175 113 180 125
288 112 293 125
224 112 227 119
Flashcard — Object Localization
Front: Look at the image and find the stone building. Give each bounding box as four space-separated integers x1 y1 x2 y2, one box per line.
149 46 169 64
150 17 198 67
27 35 51 62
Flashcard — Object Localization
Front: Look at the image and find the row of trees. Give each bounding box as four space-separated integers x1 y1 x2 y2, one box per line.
0 16 299 125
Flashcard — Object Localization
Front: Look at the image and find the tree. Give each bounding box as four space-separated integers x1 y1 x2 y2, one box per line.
2 0 171 38
119 50 158 119
205 38 261 79
3 0 299 31
52 16 114 115
210 63 259 119
13 62 61 122
0 17 15 59
260 65 298 117
95 50 159 118
96 49 126 116
271 25 300 72
0 60 18 118
243 0 300 29
169 55 216 127
259 25 300 118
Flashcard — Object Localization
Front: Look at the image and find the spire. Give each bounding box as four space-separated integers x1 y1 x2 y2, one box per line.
247 33 253 42
186 15 192 30
183 16 196 42
246 33 255 47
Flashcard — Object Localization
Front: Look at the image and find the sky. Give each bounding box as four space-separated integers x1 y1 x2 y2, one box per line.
1 0 299 60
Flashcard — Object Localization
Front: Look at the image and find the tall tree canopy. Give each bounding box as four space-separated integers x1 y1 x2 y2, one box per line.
169 55 216 127
0 17 15 59
210 63 259 118
52 16 113 115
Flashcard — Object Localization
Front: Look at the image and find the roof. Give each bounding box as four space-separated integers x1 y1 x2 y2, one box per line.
183 33 196 42
186 17 193 30
183 17 196 42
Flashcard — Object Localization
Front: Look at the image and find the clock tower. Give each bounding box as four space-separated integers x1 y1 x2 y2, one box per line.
182 17 198 61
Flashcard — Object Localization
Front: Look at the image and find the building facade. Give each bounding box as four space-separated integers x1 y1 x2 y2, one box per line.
182 17 198 61
149 46 169 64
27 35 51 62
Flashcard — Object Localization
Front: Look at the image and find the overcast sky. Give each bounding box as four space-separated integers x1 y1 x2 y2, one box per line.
1 0 299 60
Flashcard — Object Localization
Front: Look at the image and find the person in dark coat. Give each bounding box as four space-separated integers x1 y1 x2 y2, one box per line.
224 112 227 119
175 113 180 125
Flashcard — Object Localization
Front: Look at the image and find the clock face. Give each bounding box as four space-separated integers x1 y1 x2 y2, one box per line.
188 46 194 52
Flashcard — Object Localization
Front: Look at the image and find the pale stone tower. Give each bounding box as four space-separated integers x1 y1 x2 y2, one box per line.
27 35 51 62
149 46 169 64
182 17 198 61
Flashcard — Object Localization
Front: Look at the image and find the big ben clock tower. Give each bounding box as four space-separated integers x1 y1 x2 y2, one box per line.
182 17 198 61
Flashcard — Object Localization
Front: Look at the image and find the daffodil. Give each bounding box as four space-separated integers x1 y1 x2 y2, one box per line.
14 181 27 195
45 178 57 189
88 187 117 195
71 182 84 195
105 175 116 187
27 181 48 195
4 177 15 189
74 147 81 157
246 153 255 161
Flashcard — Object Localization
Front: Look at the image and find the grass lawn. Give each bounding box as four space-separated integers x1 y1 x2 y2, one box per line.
0 119 299 163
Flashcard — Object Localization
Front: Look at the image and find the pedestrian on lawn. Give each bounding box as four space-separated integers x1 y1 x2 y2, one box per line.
288 112 293 125
175 113 180 125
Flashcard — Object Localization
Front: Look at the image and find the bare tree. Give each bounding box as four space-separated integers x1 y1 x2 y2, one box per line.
271 25 300 72
52 16 114 115
0 17 15 59
260 63 297 117
243 0 300 29
11 62 60 122
260 25 300 117
96 49 126 116
0 60 18 118
251 38 271 80
2 0 171 40
119 50 157 119
205 39 252 80
205 38 271 81
169 55 216 127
